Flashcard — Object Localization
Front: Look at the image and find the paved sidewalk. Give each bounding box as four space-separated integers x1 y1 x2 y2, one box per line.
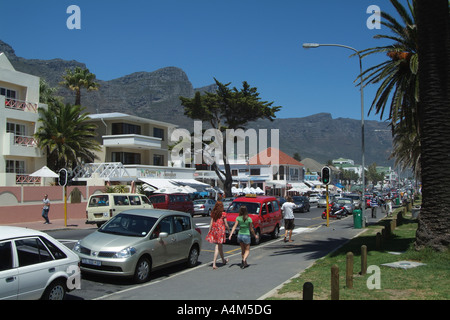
3 218 96 232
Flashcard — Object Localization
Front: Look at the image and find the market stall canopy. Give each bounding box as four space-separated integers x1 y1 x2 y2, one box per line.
29 166 59 178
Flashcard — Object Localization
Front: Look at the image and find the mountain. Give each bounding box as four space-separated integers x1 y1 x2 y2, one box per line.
0 40 393 166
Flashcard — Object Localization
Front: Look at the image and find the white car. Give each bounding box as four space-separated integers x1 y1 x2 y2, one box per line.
0 226 80 300
309 193 320 204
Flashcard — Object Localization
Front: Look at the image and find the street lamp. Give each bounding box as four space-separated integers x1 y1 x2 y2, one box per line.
302 42 366 203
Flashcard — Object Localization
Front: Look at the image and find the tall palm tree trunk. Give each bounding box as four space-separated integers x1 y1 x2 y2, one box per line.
415 0 450 251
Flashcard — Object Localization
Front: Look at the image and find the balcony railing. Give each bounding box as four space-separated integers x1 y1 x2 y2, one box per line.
16 174 41 184
4 98 38 112
14 135 37 147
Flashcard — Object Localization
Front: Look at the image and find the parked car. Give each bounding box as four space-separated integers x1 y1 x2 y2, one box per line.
308 193 320 204
344 193 363 209
335 197 355 214
148 193 194 216
73 209 202 283
292 196 310 213
221 197 235 210
226 195 282 245
0 226 80 300
318 195 336 208
276 196 287 206
193 199 216 216
86 193 153 227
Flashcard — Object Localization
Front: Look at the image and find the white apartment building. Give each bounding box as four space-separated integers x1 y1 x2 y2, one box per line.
0 53 47 186
75 112 199 186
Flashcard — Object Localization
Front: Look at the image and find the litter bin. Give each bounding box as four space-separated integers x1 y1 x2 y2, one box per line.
353 209 363 229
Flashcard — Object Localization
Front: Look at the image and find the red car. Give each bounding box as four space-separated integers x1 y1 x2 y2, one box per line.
148 193 194 215
226 195 282 245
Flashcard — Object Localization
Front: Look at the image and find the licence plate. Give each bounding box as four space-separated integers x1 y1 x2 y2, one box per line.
82 258 101 266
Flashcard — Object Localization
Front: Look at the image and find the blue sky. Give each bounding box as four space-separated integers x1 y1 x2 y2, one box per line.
0 0 406 122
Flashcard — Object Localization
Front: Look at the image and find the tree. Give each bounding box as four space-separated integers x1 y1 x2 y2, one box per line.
359 0 420 174
365 163 385 187
34 101 101 171
293 152 301 161
414 0 450 251
60 67 99 106
180 79 281 196
360 0 450 251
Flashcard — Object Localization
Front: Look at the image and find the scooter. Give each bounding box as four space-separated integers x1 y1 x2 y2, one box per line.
321 203 349 219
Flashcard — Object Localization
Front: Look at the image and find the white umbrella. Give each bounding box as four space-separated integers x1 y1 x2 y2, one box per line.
29 166 59 178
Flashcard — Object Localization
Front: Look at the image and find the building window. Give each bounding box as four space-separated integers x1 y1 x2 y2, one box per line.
153 127 164 140
153 154 164 166
0 87 17 99
7 122 26 136
250 168 260 175
112 123 141 135
111 152 141 164
6 160 25 174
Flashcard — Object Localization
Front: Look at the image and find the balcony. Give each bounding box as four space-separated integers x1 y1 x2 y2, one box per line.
2 133 41 158
102 134 162 150
4 98 38 113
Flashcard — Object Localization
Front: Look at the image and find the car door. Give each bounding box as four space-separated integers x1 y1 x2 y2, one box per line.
0 241 19 300
172 215 194 260
14 237 59 300
265 201 276 233
259 202 270 234
149 216 178 266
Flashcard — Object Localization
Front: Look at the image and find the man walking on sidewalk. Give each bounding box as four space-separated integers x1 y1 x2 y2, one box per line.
42 194 51 224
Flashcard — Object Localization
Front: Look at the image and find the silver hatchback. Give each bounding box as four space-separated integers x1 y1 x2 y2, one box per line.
73 209 202 283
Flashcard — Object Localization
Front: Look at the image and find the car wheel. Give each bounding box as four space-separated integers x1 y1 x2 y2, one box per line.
252 229 261 245
134 256 151 284
41 279 66 300
187 245 199 268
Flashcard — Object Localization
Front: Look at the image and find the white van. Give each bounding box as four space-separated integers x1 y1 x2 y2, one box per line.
86 193 153 227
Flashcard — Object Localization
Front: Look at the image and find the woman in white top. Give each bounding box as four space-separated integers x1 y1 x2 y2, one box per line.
281 197 299 242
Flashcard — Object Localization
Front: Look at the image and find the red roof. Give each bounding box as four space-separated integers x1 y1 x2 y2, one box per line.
248 147 304 166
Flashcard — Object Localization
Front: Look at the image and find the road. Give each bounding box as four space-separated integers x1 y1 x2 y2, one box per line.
46 204 371 300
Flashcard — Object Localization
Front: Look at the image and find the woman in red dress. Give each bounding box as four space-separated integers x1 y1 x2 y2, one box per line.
205 201 230 269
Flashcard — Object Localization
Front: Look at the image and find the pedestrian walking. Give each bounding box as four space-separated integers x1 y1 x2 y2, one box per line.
229 206 258 269
281 196 299 242
42 194 51 224
205 201 230 269
370 194 378 218
385 195 393 217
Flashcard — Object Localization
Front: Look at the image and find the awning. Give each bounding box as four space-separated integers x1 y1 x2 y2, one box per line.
138 178 178 189
139 178 212 193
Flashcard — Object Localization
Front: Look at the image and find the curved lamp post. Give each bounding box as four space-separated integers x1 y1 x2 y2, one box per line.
302 43 366 201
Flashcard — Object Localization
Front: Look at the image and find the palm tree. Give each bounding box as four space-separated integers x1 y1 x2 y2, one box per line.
60 67 99 106
359 0 418 127
414 0 450 251
360 0 450 251
34 101 101 171
358 0 421 177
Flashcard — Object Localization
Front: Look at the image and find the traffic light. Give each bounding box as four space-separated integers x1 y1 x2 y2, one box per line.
58 168 68 187
321 166 331 185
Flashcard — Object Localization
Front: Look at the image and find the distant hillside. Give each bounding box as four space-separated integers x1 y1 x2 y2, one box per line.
0 40 393 166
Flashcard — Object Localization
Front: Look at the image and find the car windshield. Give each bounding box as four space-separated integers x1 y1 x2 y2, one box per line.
227 201 261 214
194 200 206 204
99 213 158 237
337 199 352 205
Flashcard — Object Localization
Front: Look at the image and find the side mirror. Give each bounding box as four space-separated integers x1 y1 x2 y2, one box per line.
159 232 169 239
